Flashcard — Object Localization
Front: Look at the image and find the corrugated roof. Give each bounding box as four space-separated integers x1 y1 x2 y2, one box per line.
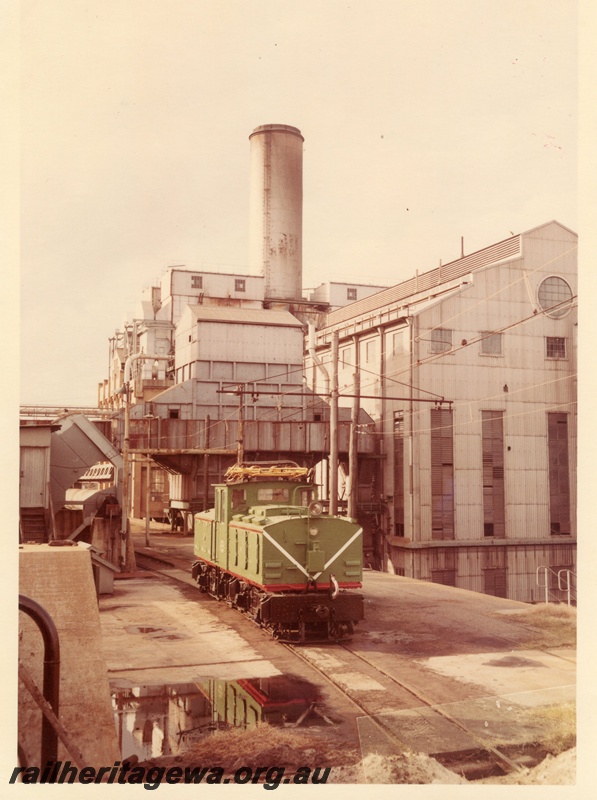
324 220 577 329
187 306 303 327
326 233 522 327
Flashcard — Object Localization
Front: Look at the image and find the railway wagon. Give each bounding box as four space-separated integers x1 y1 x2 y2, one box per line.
191 462 364 642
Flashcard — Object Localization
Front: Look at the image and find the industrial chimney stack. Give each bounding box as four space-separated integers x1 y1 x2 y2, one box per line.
249 124 304 303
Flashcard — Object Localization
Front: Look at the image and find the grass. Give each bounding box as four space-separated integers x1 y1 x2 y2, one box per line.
528 703 576 755
504 603 576 649
181 723 359 771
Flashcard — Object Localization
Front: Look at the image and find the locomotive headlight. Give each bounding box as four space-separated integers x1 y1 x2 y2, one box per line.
308 526 319 538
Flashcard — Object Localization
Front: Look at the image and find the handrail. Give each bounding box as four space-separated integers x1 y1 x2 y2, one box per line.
557 568 577 606
18 595 60 765
536 565 577 605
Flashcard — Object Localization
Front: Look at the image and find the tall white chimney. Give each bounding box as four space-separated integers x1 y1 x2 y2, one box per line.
249 124 303 302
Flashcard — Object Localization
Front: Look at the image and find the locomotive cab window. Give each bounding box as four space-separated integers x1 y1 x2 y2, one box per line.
231 489 246 510
257 487 289 502
297 488 315 506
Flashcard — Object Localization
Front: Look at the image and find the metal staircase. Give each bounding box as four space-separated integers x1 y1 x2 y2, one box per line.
19 508 49 544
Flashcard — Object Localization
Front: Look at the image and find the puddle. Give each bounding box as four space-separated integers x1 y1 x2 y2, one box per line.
125 625 175 635
483 655 546 668
123 625 188 641
111 675 323 761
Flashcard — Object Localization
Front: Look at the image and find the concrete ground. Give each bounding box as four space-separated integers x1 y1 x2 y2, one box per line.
97 523 576 769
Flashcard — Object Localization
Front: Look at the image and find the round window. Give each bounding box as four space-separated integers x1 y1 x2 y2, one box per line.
537 276 573 318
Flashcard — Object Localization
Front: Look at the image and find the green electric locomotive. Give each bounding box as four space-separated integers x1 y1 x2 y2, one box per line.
191 462 364 643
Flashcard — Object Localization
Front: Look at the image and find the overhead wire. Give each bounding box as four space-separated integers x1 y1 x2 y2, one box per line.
136 242 577 450
421 243 577 337
323 294 577 411
314 243 577 399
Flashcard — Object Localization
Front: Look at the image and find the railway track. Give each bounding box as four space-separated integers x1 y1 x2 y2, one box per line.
134 550 559 782
283 640 551 781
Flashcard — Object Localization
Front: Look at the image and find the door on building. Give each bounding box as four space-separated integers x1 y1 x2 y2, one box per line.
484 567 507 598
19 447 49 508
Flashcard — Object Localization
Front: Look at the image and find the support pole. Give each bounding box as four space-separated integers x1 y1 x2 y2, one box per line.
347 368 360 520
203 415 211 512
329 331 339 516
120 385 131 568
237 387 244 463
144 457 151 546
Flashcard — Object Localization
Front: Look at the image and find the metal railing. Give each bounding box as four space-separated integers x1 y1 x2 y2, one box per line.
536 566 577 605
18 595 60 765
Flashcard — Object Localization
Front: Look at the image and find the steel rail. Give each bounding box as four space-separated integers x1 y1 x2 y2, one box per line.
336 642 522 775
131 556 536 780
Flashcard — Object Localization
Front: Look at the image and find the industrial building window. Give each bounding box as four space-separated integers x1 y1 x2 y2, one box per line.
392 330 406 355
538 276 573 318
152 469 166 492
191 275 203 289
235 279 246 292
430 408 454 540
546 337 566 359
341 347 353 367
482 411 505 538
393 411 405 537
480 332 503 356
484 568 507 598
365 339 376 362
431 570 456 587
548 413 571 535
346 287 357 301
430 328 452 353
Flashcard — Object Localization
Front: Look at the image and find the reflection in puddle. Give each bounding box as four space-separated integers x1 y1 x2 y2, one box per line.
111 676 322 760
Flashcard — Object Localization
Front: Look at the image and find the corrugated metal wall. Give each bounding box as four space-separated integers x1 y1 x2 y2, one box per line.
125 417 375 455
337 222 577 600
389 541 576 602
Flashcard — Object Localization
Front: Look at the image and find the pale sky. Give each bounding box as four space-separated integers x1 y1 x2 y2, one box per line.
19 0 579 406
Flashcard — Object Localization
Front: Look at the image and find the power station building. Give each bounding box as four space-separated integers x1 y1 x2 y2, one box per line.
307 220 577 601
94 124 576 602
